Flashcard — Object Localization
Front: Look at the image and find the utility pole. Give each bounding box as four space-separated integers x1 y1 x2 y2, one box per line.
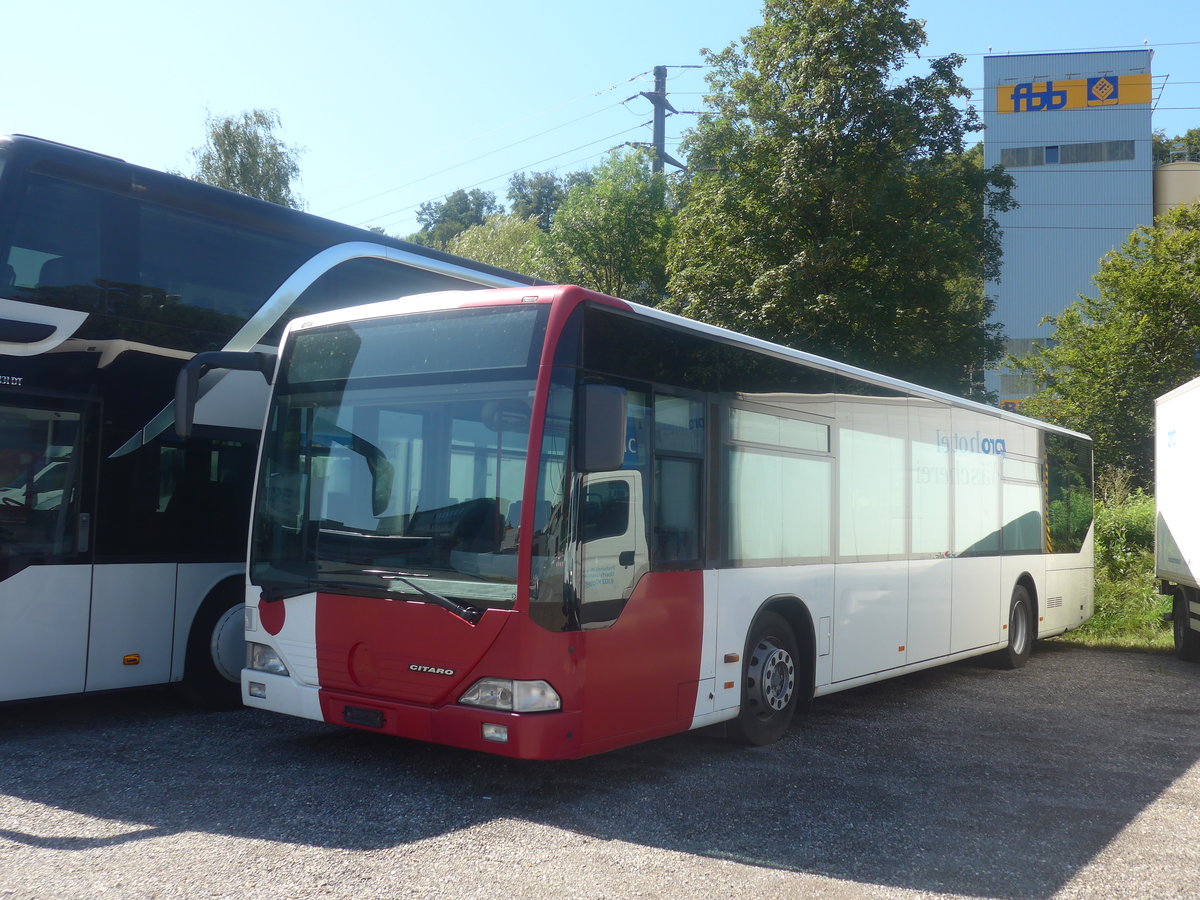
640 66 686 173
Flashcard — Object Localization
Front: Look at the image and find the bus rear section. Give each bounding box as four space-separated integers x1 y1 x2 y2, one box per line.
239 284 1094 759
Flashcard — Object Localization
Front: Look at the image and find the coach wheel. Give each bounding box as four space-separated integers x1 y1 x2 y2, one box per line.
179 582 245 710
1173 588 1200 662
729 611 800 746
995 584 1033 670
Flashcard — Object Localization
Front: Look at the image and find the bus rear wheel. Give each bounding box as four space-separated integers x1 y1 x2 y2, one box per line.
1173 588 1200 662
995 584 1033 670
179 583 244 710
729 611 800 746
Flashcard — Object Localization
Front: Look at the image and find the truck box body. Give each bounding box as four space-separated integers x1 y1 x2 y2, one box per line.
1156 378 1200 588
1156 376 1200 657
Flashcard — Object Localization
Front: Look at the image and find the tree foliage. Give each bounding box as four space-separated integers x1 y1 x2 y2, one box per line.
664 0 1012 397
1011 203 1200 483
190 109 304 209
445 213 554 278
444 155 665 291
506 171 591 231
1153 127 1200 164
410 189 502 248
547 148 672 304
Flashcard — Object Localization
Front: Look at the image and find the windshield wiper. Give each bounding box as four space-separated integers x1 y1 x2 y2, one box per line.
386 575 483 626
256 573 484 626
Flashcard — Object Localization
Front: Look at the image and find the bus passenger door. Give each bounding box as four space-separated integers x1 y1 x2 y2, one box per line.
576 470 647 628
0 397 96 701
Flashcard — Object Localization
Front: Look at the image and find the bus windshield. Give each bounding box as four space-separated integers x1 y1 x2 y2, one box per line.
250 305 547 609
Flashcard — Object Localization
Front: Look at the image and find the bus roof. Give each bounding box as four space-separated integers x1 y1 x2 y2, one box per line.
281 283 1092 443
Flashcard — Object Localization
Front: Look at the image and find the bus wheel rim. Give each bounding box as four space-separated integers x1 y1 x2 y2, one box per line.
750 641 795 712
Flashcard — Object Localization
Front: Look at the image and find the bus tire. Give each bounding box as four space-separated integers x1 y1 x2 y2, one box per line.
179 582 245 710
1173 588 1200 662
729 611 800 746
995 584 1034 670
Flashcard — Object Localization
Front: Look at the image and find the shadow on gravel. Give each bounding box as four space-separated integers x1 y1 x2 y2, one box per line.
2 640 1199 899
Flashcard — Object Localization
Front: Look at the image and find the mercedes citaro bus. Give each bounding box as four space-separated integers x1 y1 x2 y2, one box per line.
188 282 1094 758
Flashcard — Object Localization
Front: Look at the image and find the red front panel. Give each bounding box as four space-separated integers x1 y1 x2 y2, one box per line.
314 593 507 704
310 569 706 759
313 591 589 757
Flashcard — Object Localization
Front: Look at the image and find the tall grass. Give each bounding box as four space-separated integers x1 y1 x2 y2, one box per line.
1058 468 1172 651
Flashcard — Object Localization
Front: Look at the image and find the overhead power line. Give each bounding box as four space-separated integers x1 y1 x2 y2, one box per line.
363 64 701 232
330 99 627 218
318 67 667 219
369 122 649 232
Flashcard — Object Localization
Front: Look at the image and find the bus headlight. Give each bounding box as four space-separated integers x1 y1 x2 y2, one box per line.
247 642 289 676
459 678 561 712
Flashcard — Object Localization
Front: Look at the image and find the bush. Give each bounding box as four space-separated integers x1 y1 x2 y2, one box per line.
1093 468 1156 578
1062 467 1171 650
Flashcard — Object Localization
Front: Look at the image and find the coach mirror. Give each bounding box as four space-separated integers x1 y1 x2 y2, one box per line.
577 384 626 473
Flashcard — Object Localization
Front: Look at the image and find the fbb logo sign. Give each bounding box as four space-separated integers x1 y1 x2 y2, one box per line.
997 73 1151 113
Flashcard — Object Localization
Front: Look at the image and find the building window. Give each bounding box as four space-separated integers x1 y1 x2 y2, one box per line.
1001 146 1045 168
1000 140 1136 168
1060 140 1134 164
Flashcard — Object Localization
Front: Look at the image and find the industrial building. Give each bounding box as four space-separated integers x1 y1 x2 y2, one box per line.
983 49 1154 409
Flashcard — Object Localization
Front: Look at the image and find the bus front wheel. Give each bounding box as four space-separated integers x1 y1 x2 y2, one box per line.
729 611 800 746
179 582 244 710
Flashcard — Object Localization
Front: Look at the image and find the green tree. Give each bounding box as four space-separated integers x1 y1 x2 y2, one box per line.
665 0 1012 397
189 109 304 209
506 171 590 232
1011 202 1200 483
1153 127 1200 165
446 213 555 278
410 189 502 248
547 148 671 304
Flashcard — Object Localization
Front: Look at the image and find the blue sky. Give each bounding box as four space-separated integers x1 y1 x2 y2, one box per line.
5 0 1197 236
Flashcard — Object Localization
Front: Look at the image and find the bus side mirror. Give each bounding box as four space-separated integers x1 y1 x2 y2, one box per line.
577 384 626 473
175 350 276 439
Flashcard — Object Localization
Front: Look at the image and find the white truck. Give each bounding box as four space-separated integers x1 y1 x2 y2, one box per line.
1156 376 1200 660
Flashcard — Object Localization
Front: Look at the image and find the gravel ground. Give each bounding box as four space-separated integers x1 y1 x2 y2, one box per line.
2 641 1199 900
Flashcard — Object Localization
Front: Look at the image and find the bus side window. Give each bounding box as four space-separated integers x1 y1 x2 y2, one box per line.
653 394 704 567
654 456 701 564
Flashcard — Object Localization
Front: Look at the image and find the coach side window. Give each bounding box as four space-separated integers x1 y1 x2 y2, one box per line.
5 174 106 315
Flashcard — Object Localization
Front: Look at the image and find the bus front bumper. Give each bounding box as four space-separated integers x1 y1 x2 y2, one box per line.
242 671 583 759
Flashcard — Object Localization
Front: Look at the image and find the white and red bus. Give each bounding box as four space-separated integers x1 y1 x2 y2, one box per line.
228 283 1094 757
0 135 533 707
